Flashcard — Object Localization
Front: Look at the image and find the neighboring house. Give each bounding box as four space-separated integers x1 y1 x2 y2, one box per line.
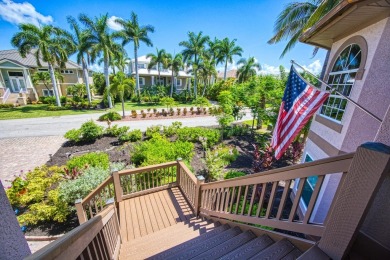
217 69 237 80
295 0 390 229
0 49 91 104
128 55 192 93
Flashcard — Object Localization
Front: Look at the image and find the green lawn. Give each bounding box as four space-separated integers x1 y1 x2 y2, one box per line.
0 101 192 120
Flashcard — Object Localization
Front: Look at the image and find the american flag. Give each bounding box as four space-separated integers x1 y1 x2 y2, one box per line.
271 66 330 159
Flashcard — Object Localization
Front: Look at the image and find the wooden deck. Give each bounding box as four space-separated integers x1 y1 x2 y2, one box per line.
119 187 194 242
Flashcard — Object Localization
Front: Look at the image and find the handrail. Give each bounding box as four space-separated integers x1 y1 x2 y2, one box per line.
75 176 115 224
2 88 10 103
177 161 198 211
113 161 178 202
199 152 354 237
27 204 121 260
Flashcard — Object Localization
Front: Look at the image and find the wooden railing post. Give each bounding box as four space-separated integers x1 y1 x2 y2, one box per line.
176 158 182 186
319 142 390 259
75 199 87 224
194 175 205 216
112 170 123 203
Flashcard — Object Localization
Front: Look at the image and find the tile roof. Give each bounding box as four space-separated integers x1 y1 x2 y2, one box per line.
0 49 81 69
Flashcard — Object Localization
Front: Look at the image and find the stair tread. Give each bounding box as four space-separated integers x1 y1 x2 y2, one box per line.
220 234 274 260
120 221 218 255
249 238 296 260
192 230 257 260
148 224 230 260
281 248 302 260
165 227 242 260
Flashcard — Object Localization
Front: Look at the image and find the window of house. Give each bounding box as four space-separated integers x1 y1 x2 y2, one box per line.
38 68 48 72
139 77 145 86
61 70 74 74
301 154 319 207
320 44 361 122
156 78 164 85
176 79 182 87
42 89 54 96
8 71 24 77
137 64 146 69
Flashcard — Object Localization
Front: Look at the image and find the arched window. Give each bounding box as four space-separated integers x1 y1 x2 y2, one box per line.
320 44 361 122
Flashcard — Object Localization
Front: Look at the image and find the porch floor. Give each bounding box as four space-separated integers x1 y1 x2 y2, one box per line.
119 187 195 242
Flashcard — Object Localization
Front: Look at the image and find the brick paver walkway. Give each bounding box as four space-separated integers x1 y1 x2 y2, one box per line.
0 136 65 185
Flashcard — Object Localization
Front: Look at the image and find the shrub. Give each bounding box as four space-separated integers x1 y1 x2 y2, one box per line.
145 125 161 139
65 120 103 143
192 97 211 108
98 112 122 121
47 105 67 111
162 121 182 137
44 96 56 105
132 134 193 166
224 171 246 180
0 104 15 108
205 145 239 181
6 166 70 225
66 152 110 174
176 127 220 147
59 163 125 205
119 129 142 143
160 97 176 109
223 124 250 138
105 125 129 137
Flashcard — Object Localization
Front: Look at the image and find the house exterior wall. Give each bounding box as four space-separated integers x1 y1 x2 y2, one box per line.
302 17 390 223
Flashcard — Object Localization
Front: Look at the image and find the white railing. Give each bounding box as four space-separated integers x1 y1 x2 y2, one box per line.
2 88 10 104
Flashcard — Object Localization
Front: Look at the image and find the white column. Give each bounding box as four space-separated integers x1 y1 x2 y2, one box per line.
151 76 154 85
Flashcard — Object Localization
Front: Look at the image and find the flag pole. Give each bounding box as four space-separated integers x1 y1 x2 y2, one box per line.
291 60 382 123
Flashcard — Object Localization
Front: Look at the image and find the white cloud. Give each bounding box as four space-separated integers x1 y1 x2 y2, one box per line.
89 63 104 73
259 64 281 75
0 0 52 26
107 16 123 31
302 60 322 75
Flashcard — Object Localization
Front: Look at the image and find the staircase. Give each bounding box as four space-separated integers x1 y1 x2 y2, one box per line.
119 218 302 260
4 93 18 104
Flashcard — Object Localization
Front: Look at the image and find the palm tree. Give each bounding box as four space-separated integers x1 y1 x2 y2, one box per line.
236 57 261 83
216 38 243 80
113 52 130 73
114 12 155 100
31 71 64 91
268 0 339 58
11 24 74 106
67 16 93 104
198 54 217 96
110 71 135 117
179 31 209 98
146 48 166 83
165 53 184 97
79 13 122 108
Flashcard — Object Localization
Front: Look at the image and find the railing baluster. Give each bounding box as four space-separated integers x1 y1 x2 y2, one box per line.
288 177 307 222
303 175 325 224
229 186 236 213
265 182 278 218
219 188 226 212
216 188 221 211
276 180 292 220
240 185 249 215
248 184 257 216
256 183 267 217
224 187 231 213
234 186 242 214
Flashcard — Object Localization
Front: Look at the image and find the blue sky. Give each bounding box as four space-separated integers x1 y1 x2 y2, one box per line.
0 0 326 74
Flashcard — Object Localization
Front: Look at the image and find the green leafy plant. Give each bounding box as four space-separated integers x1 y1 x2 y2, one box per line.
119 129 142 143
64 120 104 143
224 171 246 180
105 125 130 137
66 152 110 174
160 97 176 110
98 112 122 121
162 121 182 137
176 127 220 147
145 125 161 139
192 97 210 108
205 144 239 181
131 134 193 166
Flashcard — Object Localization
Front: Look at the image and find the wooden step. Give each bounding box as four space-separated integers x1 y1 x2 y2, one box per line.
120 220 218 258
148 224 230 260
192 230 257 260
249 238 296 260
220 234 274 260
281 248 302 260
165 227 242 260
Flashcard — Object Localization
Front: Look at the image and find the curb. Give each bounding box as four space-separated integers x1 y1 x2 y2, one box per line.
25 234 63 241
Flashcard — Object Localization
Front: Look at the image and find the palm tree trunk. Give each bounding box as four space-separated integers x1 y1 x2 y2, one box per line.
257 95 266 129
134 46 141 101
82 59 92 105
121 95 125 118
104 56 113 108
170 70 174 97
194 70 197 99
224 58 228 80
158 64 161 83
48 63 61 107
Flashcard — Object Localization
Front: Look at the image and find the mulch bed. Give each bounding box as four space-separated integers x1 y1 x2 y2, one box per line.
120 112 211 121
24 213 78 237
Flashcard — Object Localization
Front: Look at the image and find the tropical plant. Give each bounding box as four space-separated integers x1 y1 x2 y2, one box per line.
92 72 106 95
198 54 217 96
236 57 261 83
110 71 135 117
268 0 339 58
64 120 103 143
67 83 87 102
119 129 142 143
31 71 64 92
216 37 243 80
67 16 93 104
99 111 122 121
179 31 210 98
79 13 123 108
165 53 184 97
114 12 155 100
147 48 167 82
11 24 75 106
